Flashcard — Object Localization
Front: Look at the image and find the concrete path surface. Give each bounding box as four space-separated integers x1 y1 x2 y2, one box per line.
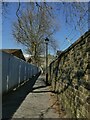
3 75 65 119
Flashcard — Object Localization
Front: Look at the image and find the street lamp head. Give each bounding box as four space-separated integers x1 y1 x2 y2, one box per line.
45 37 49 43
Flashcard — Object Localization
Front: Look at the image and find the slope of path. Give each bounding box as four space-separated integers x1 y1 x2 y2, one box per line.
3 75 66 119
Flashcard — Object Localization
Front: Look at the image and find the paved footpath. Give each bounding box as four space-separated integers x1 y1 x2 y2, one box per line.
3 75 65 119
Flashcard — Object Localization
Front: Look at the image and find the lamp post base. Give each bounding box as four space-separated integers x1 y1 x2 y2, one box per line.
46 73 50 86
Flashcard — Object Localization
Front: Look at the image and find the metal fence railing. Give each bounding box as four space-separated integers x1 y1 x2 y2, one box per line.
1 51 40 94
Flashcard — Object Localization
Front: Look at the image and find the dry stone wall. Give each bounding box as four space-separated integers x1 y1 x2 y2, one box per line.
49 30 90 118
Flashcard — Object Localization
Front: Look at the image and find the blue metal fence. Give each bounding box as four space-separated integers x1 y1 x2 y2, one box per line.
1 51 40 93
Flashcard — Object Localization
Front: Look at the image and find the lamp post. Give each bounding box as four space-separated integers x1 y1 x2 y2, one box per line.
45 37 49 85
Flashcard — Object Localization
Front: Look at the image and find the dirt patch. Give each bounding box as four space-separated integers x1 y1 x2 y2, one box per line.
49 88 66 118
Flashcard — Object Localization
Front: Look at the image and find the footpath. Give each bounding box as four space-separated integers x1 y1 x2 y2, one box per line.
3 75 66 119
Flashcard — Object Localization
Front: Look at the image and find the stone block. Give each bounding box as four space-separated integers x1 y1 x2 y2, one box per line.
86 69 90 74
86 95 90 104
86 47 90 52
86 36 90 42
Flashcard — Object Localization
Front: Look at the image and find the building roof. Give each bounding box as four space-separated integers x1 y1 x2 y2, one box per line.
1 49 26 61
1 49 20 54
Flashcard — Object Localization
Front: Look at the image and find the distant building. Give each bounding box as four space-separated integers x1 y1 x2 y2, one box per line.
56 50 62 57
1 49 26 61
25 54 55 67
40 54 55 68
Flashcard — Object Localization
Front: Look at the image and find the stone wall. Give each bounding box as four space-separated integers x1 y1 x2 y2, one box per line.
48 30 90 118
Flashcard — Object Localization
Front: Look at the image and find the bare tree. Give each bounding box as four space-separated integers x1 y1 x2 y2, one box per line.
33 2 89 32
2 1 89 63
2 1 89 32
12 2 58 65
56 2 88 33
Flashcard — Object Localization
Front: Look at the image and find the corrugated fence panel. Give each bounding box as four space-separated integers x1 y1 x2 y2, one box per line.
27 63 30 79
19 60 25 83
26 64 28 80
30 64 33 77
32 66 34 76
8 56 20 89
2 52 10 92
28 64 31 79
2 51 40 94
0 52 2 94
24 64 26 80
33 66 37 75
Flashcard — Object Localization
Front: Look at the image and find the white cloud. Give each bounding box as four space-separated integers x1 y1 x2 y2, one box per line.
23 54 31 58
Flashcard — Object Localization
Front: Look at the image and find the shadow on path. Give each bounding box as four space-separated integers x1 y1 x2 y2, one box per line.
32 85 46 90
2 73 40 119
32 90 53 93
